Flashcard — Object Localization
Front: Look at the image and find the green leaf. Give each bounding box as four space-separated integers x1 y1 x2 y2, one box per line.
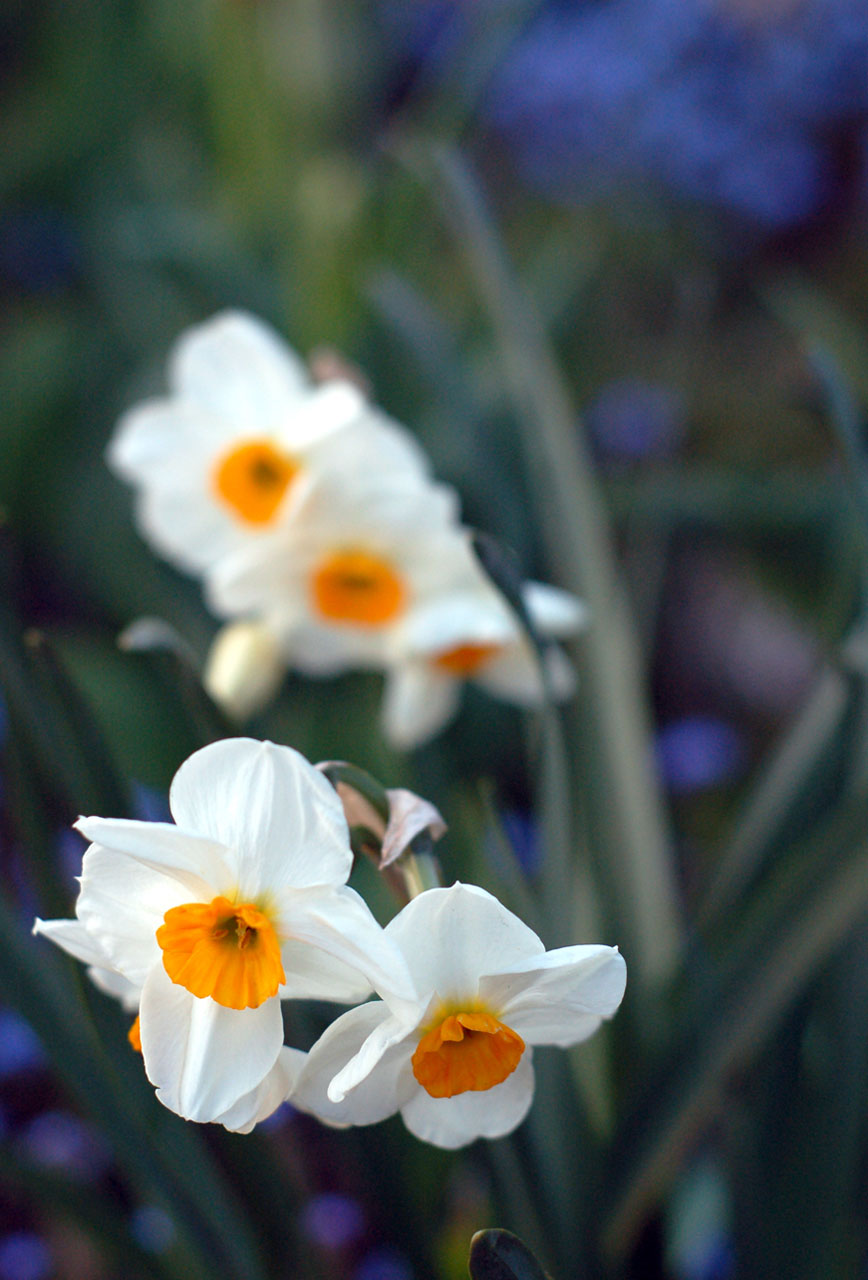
468 1229 552 1280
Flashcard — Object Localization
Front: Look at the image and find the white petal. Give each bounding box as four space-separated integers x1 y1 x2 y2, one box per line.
277 885 415 1008
74 818 228 898
397 589 514 657
33 919 142 1011
76 845 195 987
384 884 544 1008
168 738 352 896
474 642 545 707
278 938 373 1004
522 582 588 638
400 1052 535 1149
291 1002 415 1127
326 1006 417 1104
169 311 309 424
478 945 627 1047
139 963 284 1123
33 917 113 968
380 665 461 750
215 1047 303 1133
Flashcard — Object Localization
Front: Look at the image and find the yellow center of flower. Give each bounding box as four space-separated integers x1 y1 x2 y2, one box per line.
213 439 299 525
411 1011 525 1098
156 896 285 1010
128 1016 142 1054
432 642 503 676
311 549 406 626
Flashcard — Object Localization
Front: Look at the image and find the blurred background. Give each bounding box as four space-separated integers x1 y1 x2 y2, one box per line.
3 1 868 1277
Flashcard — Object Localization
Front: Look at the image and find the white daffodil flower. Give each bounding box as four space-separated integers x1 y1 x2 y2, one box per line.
381 579 588 749
32 916 295 1133
206 476 484 678
108 310 429 575
287 883 626 1150
34 738 413 1126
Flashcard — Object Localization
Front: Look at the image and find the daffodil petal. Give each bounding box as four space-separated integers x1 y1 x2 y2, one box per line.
139 963 283 1123
472 643 546 706
400 1052 535 1149
380 666 461 751
75 818 228 897
384 884 543 1005
76 846 196 987
522 581 588 638
325 1005 416 1104
32 917 114 968
215 1047 303 1134
169 311 309 423
33 920 141 1010
278 938 373 1004
277 885 415 1009
291 1002 416 1126
168 739 352 895
478 944 627 1047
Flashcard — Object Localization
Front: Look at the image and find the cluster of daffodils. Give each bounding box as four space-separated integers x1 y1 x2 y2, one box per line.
35 739 625 1147
109 312 586 748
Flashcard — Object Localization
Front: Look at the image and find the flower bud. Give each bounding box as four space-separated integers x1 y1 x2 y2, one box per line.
203 621 286 720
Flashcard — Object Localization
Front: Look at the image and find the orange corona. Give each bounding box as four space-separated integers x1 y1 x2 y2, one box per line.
432 642 502 676
157 896 285 1010
311 549 405 626
213 439 299 525
411 1011 525 1098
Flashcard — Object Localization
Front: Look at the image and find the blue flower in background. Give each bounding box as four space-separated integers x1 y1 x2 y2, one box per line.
656 716 746 795
586 379 686 462
0 1233 52 1280
0 1009 46 1081
466 0 868 227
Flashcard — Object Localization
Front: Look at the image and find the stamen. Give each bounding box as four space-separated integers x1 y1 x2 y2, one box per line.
157 896 285 1010
432 643 502 676
213 440 299 525
128 1016 142 1054
311 549 405 626
411 1011 525 1098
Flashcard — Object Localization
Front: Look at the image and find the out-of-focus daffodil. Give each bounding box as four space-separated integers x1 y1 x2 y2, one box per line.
381 579 588 749
287 883 625 1149
34 738 412 1125
206 477 482 677
107 311 429 575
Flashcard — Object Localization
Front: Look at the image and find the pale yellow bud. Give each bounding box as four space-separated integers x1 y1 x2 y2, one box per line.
203 621 286 720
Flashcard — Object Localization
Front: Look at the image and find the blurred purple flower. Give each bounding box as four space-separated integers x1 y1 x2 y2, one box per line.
498 810 542 875
483 0 868 226
355 1247 414 1280
132 783 171 824
656 717 746 795
0 210 79 292
21 1110 111 1182
586 379 686 462
0 1009 46 1080
301 1193 365 1251
0 1233 52 1280
130 1205 175 1254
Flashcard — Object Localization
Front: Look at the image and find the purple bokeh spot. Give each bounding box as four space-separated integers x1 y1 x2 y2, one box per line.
130 1205 175 1254
355 1246 414 1280
656 717 746 795
21 1110 111 1182
586 379 686 461
0 1234 52 1280
301 1193 365 1250
0 1009 46 1079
